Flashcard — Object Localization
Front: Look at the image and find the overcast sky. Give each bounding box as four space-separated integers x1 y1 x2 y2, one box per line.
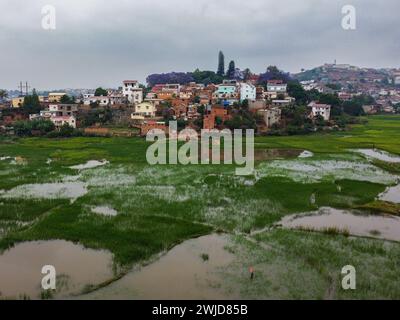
1 0 399 90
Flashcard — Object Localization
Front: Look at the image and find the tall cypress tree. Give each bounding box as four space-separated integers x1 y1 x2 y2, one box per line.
227 60 235 79
217 51 225 76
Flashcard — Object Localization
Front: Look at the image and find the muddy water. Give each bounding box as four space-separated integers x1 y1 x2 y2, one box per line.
254 149 303 161
0 240 114 299
280 207 400 241
82 234 238 300
379 184 400 204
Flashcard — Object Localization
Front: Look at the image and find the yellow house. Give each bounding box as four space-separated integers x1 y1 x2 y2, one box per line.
48 92 66 103
11 97 25 108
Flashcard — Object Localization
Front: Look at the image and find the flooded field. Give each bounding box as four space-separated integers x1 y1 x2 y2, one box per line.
91 206 118 217
82 234 238 300
1 116 400 299
379 184 400 204
70 160 109 170
354 149 400 163
280 207 400 241
0 181 87 200
254 149 304 161
0 240 114 299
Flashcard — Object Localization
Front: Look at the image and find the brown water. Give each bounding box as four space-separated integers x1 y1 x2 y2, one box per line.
280 207 400 241
254 149 303 161
81 234 238 300
379 184 400 204
0 240 114 299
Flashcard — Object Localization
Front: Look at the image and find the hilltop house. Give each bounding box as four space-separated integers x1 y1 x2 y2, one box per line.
123 80 143 104
258 107 281 130
132 101 156 118
48 93 67 103
309 102 331 121
239 83 256 102
29 104 77 128
267 80 287 93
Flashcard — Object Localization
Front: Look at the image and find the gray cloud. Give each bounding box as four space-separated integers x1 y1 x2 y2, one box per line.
0 0 399 90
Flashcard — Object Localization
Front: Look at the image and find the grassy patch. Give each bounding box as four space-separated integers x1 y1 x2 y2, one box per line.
356 201 400 216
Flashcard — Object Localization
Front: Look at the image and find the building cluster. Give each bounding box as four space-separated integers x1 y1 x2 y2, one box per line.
0 76 340 135
298 63 400 114
2 62 400 135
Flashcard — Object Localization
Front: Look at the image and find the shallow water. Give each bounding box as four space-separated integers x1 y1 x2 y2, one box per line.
257 159 398 184
70 160 109 170
92 206 118 217
379 184 400 203
0 181 87 200
0 240 114 299
81 234 238 300
354 149 400 163
298 150 314 158
280 207 400 241
254 149 303 161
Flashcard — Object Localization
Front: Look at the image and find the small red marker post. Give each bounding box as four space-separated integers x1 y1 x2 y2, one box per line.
249 266 254 280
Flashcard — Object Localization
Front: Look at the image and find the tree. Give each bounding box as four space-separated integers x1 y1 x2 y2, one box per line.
14 119 55 136
59 123 75 137
243 68 252 81
146 72 194 87
258 66 291 84
0 89 8 99
287 81 309 105
22 89 41 115
60 94 75 104
191 69 223 85
319 93 341 107
226 60 235 79
94 87 108 96
241 99 249 109
217 51 225 76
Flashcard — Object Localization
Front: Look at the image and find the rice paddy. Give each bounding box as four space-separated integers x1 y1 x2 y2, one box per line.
0 115 400 299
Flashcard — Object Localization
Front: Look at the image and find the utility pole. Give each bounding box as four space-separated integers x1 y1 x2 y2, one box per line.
17 81 30 96
25 81 31 95
18 81 23 96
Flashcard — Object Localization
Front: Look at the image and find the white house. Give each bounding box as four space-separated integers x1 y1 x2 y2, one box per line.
259 107 281 129
83 96 111 106
309 102 331 121
132 101 156 117
48 104 78 116
267 81 287 93
239 83 256 102
300 80 318 91
123 80 143 104
29 104 77 128
51 116 77 128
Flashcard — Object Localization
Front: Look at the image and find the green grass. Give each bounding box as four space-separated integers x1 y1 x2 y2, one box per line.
255 115 400 155
0 115 400 299
221 229 400 299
